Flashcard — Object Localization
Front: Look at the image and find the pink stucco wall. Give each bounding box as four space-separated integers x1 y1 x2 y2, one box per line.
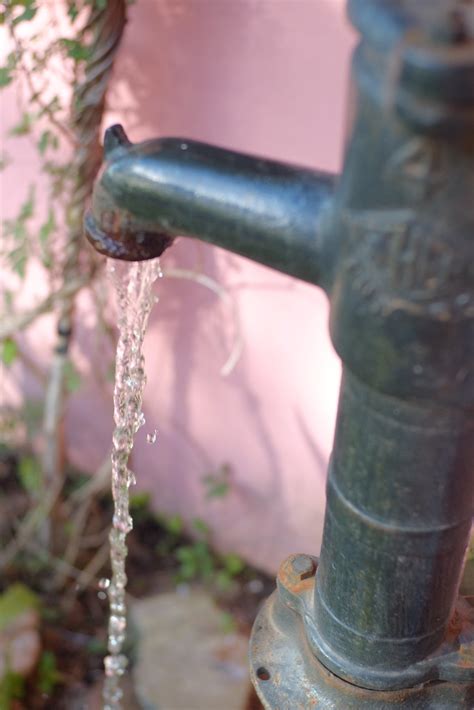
1 1 355 574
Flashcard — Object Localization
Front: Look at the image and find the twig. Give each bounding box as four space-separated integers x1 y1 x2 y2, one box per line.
163 267 244 376
10 30 76 146
64 540 110 606
0 274 91 340
0 474 63 570
69 454 112 503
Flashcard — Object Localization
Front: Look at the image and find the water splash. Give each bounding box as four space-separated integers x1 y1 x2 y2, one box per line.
103 258 160 710
147 429 158 444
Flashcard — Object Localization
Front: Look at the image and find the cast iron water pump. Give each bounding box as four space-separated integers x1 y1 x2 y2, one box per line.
85 1 474 706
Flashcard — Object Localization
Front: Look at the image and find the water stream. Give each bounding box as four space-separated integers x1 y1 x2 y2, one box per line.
102 258 161 709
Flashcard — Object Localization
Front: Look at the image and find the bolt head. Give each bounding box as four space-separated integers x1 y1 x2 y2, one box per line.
291 555 316 581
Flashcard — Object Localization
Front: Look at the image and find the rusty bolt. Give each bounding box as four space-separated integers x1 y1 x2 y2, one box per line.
291 555 316 581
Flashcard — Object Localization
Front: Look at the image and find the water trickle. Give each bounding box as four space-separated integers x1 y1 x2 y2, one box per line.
103 258 160 710
147 429 158 444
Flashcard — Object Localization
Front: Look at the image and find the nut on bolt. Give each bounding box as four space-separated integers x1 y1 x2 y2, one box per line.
291 554 317 581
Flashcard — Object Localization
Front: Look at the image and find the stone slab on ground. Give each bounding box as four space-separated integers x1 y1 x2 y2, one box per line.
131 590 252 710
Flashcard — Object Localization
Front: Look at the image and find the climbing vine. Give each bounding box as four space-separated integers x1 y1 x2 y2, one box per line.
0 0 127 575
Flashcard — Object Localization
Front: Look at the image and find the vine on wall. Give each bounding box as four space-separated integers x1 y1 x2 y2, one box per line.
0 0 127 576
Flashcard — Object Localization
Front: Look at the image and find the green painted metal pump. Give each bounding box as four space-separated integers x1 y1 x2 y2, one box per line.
84 1 474 706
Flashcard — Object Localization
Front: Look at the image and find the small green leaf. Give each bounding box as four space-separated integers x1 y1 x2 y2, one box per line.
221 553 245 576
67 2 79 21
11 248 27 278
12 1 37 25
0 52 18 89
38 130 51 155
202 464 231 499
60 38 90 61
3 289 13 311
0 66 13 88
10 112 33 136
1 338 18 367
39 207 56 243
37 651 61 694
64 361 82 393
0 583 39 632
19 186 35 220
0 672 25 705
192 517 210 537
18 456 42 494
130 492 151 510
158 513 183 536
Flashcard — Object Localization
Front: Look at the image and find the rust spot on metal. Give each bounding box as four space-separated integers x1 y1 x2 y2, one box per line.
278 554 318 595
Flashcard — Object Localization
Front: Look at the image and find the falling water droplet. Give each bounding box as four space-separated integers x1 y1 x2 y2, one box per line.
99 577 111 590
147 429 158 444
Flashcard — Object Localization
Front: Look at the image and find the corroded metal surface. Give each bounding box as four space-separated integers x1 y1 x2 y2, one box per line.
250 590 474 709
84 128 335 288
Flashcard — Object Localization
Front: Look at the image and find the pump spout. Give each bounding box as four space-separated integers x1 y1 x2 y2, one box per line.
84 125 336 290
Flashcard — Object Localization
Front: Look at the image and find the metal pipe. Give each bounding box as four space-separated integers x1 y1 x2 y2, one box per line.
84 127 336 290
84 0 474 705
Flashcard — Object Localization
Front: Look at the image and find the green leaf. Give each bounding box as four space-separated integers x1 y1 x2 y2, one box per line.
11 247 27 278
0 672 25 705
60 38 90 61
130 492 151 511
39 207 56 243
158 513 183 536
67 2 79 21
37 651 61 694
38 130 51 155
18 456 42 494
0 583 39 632
10 112 33 136
0 66 13 88
202 464 231 499
12 2 37 25
3 289 13 311
0 52 18 89
192 517 210 537
221 553 245 576
1 338 18 367
64 361 82 393
19 186 35 220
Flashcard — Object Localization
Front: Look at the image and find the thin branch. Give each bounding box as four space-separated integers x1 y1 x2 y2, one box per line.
64 540 110 608
69 454 112 503
163 267 244 376
11 30 76 146
0 475 63 570
0 274 92 341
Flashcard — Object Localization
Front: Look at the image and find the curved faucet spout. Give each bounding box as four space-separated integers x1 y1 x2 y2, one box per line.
84 125 336 290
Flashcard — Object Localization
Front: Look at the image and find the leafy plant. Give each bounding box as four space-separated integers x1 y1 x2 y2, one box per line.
202 463 232 500
0 0 128 582
174 518 245 591
17 455 42 496
0 671 25 707
36 651 61 695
